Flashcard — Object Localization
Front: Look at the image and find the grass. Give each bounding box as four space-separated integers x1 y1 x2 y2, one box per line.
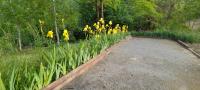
0 33 129 89
131 29 200 43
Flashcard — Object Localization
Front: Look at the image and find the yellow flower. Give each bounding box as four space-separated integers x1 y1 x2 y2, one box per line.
83 27 88 32
116 24 119 28
113 29 118 34
109 21 112 25
108 29 112 35
97 22 100 25
98 28 102 32
83 25 89 32
102 25 105 29
86 25 89 28
99 18 105 24
47 31 53 38
100 21 104 24
64 36 69 41
93 23 97 27
100 18 104 22
89 30 94 34
88 26 91 30
96 25 100 30
126 26 129 32
122 25 126 32
63 29 69 41
63 29 68 36
106 24 109 27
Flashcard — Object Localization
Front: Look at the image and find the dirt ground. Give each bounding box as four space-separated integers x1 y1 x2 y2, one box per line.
62 38 200 90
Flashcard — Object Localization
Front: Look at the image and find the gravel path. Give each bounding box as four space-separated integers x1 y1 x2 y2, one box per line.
62 38 200 90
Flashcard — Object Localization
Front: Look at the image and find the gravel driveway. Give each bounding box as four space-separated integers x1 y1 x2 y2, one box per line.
62 38 200 90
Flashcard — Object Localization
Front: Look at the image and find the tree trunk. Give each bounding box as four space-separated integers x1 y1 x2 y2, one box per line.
100 0 104 18
96 0 100 21
166 2 175 21
17 25 22 51
53 0 60 45
10 0 22 51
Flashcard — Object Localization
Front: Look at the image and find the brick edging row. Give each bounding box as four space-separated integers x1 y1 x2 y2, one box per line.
177 40 200 58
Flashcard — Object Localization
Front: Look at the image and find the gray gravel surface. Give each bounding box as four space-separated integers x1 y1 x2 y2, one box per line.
62 38 200 90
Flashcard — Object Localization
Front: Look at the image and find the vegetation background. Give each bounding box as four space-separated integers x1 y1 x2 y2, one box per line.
0 0 200 51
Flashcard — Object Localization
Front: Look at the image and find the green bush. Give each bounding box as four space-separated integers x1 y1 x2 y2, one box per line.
131 29 200 43
104 0 162 31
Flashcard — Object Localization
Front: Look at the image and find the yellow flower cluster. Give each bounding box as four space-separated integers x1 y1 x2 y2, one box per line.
47 31 53 38
83 18 128 37
44 18 71 42
63 29 69 41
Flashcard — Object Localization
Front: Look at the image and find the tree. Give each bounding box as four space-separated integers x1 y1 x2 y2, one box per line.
52 0 60 45
96 0 104 20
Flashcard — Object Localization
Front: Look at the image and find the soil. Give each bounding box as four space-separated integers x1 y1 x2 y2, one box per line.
62 38 200 90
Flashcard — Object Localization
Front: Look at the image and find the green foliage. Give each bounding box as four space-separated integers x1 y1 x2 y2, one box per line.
105 0 131 25
0 0 81 48
104 0 161 31
129 0 162 31
0 73 6 90
131 29 200 43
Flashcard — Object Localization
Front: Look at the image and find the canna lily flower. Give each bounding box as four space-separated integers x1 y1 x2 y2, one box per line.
47 31 53 38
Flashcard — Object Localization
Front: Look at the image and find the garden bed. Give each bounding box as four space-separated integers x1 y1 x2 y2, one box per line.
44 36 132 90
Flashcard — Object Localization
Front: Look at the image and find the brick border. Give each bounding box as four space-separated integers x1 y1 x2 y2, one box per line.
43 36 132 90
177 40 200 58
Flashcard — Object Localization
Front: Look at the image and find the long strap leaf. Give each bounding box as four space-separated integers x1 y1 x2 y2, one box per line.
0 73 6 90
